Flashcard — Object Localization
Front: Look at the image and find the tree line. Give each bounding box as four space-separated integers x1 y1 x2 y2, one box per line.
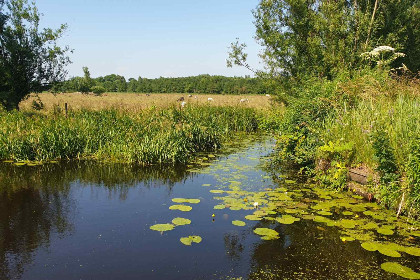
53 71 271 95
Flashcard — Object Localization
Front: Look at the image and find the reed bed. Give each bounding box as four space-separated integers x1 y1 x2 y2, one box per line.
0 106 260 164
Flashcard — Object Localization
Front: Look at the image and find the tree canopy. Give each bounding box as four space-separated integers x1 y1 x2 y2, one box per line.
0 0 71 110
228 0 420 80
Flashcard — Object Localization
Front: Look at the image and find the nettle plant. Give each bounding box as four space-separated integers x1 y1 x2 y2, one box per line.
361 46 405 69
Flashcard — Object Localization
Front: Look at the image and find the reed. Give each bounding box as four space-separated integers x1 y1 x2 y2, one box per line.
0 105 261 164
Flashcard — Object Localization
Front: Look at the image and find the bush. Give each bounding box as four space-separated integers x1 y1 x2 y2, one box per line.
91 86 106 95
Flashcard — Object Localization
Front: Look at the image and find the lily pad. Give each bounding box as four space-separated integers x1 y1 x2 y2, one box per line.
276 215 300 225
377 227 394 236
210 190 224 194
172 198 200 204
150 224 175 232
180 235 202 246
232 220 246 227
381 262 420 279
361 242 379 251
213 204 225 210
253 228 279 240
169 205 193 212
402 246 420 257
245 215 262 221
378 247 401 258
340 236 355 242
338 219 357 229
172 218 191 226
318 211 333 216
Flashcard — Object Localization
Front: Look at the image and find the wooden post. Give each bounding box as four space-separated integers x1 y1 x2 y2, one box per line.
65 103 68 118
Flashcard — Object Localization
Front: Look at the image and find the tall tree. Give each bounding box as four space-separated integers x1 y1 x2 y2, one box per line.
0 0 71 110
228 0 419 80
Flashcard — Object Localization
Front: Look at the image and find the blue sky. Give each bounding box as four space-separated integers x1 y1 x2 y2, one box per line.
37 0 262 79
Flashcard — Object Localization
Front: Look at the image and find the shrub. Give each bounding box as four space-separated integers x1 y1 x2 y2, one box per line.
91 86 106 95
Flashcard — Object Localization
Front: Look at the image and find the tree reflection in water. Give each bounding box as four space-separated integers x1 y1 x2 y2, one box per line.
0 161 193 279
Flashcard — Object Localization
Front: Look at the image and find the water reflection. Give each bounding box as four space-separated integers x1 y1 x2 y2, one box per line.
0 161 194 280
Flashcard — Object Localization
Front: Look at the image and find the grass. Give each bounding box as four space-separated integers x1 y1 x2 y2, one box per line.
0 105 263 164
272 70 420 214
19 92 274 112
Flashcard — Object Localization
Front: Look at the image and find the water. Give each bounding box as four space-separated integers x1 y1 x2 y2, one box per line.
0 137 418 280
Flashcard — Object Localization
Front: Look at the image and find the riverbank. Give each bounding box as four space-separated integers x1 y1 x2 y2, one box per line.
0 106 277 164
272 70 420 216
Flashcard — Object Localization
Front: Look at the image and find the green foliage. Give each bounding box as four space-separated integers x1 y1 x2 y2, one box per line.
371 130 399 184
229 0 419 80
55 74 271 95
0 106 261 164
407 138 420 209
317 141 355 166
91 85 106 95
0 0 70 110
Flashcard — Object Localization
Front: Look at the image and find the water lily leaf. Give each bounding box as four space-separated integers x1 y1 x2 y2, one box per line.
338 219 357 229
150 224 175 232
377 227 394 235
361 222 379 230
381 262 420 279
276 215 300 225
378 247 401 258
254 228 279 238
172 218 191 226
402 246 420 257
180 235 202 246
361 242 379 251
213 204 225 210
340 236 355 242
285 208 300 214
232 220 246 227
210 190 224 194
169 205 193 212
318 211 333 216
342 211 354 216
172 198 200 204
245 215 262 221
202 184 211 187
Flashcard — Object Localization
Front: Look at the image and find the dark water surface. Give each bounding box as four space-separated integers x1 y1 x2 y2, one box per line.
0 137 418 280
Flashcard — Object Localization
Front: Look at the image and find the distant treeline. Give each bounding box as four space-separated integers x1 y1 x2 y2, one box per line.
53 73 271 95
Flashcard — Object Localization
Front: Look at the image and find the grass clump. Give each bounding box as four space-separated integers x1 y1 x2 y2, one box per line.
0 105 260 164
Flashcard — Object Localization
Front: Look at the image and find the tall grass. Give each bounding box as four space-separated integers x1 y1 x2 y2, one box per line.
0 106 260 164
272 69 420 214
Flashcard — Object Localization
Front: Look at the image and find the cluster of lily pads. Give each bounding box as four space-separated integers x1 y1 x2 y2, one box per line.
154 139 420 278
197 141 420 279
149 197 202 246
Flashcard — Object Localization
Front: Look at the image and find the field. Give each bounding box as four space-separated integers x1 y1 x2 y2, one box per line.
20 92 274 112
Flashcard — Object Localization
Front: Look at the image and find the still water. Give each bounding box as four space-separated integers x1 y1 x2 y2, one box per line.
0 137 418 280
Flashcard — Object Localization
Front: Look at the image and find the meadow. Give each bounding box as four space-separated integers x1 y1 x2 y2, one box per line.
20 92 274 112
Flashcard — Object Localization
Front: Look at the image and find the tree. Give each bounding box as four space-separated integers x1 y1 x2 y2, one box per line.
228 0 420 80
78 66 94 93
0 0 71 110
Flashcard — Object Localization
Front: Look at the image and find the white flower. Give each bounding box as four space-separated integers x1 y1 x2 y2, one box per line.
372 46 395 53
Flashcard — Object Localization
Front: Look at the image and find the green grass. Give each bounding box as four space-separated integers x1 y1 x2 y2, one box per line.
0 105 260 164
